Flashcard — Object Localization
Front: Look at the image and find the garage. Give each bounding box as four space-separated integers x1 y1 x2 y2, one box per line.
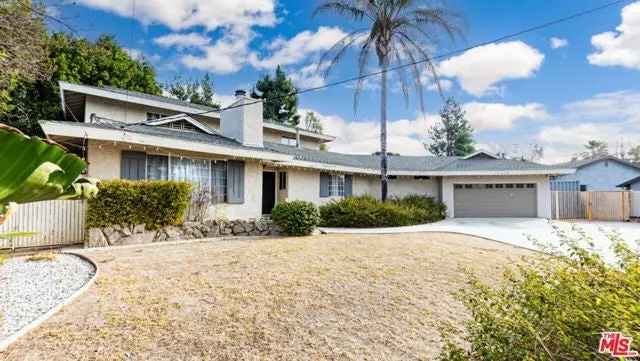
453 183 537 218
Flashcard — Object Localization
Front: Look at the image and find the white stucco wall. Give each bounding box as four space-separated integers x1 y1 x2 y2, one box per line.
441 175 552 218
86 140 121 179
220 97 263 147
352 175 438 199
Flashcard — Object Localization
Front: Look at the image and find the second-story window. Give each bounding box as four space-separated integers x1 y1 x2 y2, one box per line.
281 136 297 146
147 112 168 121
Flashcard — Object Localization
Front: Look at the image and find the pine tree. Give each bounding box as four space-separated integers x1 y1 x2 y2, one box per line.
251 65 300 126
427 98 475 157
164 74 221 109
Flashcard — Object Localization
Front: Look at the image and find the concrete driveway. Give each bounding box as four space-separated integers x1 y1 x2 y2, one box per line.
320 218 640 261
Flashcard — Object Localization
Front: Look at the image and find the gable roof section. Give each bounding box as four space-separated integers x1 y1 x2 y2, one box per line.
617 175 640 187
556 155 640 171
462 150 499 160
142 113 217 135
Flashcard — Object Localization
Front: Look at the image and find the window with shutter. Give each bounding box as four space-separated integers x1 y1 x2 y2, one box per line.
121 151 146 180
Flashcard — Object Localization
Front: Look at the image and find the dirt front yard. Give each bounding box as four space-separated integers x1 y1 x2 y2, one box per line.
1 233 533 360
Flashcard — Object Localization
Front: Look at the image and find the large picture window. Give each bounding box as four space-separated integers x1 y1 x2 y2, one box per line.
328 174 345 197
147 155 168 180
123 150 238 204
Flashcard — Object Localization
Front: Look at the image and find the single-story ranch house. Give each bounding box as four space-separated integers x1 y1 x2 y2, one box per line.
551 155 640 191
41 81 574 220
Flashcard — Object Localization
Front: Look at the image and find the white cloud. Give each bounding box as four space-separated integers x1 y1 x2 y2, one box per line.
438 41 544 96
463 102 549 131
249 26 347 69
550 37 568 49
588 1 640 69
75 0 276 31
76 0 278 74
301 109 438 155
123 48 144 61
154 33 211 49
535 91 640 163
181 30 253 74
289 63 327 88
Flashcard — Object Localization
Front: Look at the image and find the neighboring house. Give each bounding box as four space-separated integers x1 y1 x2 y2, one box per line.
551 156 640 191
41 81 574 220
618 176 640 191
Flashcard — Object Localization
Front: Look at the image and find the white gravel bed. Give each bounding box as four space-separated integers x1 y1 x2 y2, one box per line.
0 254 95 340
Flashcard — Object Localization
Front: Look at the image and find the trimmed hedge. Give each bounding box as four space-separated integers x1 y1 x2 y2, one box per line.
319 195 446 228
87 180 192 230
271 200 320 236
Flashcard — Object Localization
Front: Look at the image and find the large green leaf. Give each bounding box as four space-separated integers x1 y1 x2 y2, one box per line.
0 123 98 207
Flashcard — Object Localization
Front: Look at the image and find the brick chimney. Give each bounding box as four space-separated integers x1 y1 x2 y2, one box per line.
220 90 263 147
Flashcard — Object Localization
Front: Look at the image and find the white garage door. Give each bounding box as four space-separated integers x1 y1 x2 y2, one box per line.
454 183 537 218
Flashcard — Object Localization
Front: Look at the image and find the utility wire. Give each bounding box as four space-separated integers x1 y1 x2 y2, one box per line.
182 0 631 118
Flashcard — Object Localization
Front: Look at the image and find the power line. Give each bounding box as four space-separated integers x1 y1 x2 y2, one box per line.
14 0 78 35
183 0 630 118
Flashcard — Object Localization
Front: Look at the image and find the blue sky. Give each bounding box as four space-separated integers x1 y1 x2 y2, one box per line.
44 0 640 163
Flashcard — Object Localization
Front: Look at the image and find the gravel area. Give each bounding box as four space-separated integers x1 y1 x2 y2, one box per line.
0 254 95 340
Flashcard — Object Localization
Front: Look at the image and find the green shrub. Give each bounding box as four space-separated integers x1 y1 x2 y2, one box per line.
271 200 320 236
319 195 446 228
87 180 192 230
438 231 640 361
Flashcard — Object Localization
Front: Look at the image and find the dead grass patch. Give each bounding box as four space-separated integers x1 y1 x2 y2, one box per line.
24 252 57 262
1 233 533 360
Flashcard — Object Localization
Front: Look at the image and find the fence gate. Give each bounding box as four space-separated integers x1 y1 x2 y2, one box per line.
0 200 87 250
552 191 631 221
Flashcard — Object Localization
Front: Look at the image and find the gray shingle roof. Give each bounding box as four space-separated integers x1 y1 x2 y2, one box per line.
43 120 571 174
45 120 269 153
264 142 563 173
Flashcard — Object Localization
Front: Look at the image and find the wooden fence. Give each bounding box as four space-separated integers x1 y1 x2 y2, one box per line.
632 191 640 218
0 200 87 250
552 191 631 221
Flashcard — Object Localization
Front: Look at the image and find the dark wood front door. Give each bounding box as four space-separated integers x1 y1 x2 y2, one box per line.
262 172 276 215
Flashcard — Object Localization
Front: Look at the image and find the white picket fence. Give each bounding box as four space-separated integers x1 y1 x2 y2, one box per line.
0 200 87 250
632 191 640 218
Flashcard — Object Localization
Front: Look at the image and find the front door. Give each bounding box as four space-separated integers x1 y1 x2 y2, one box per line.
262 172 276 215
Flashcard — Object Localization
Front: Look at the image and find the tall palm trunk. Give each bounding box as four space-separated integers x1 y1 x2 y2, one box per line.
379 56 389 202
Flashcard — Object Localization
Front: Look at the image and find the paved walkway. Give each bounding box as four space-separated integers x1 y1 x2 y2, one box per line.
320 218 640 261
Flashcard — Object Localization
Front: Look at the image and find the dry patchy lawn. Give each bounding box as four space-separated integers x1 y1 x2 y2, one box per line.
1 233 532 360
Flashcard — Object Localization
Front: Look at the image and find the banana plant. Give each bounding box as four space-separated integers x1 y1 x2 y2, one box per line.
0 123 99 226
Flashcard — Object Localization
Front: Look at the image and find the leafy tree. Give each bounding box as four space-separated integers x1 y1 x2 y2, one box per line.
427 98 475 157
0 0 49 115
163 74 221 110
315 0 463 201
251 65 300 126
303 111 323 133
628 145 640 163
3 33 161 135
319 143 328 151
580 140 608 159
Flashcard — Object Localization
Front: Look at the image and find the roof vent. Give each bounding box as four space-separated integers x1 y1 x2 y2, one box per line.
234 89 246 97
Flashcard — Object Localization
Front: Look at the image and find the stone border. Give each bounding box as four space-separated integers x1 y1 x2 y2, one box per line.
76 235 275 253
0 253 98 352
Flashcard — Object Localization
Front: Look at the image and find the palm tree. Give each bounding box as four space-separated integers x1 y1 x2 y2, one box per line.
314 0 463 201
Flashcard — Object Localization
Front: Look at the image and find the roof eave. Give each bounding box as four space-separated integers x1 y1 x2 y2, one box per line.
59 81 221 118
40 121 292 162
